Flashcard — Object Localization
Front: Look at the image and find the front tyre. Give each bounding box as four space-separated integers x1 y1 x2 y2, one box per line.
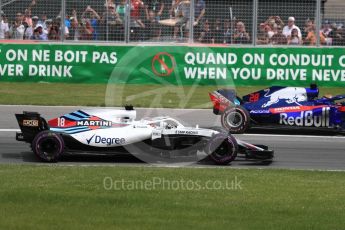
205 133 238 165
221 106 250 134
32 131 64 162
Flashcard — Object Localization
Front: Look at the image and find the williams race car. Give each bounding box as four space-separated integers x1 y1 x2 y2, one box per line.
15 107 273 165
209 84 345 134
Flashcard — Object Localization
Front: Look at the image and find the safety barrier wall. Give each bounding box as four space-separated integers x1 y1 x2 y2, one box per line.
0 43 345 87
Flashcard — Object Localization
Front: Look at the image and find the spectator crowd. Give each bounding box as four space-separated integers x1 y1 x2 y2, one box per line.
256 16 345 46
197 15 345 46
0 0 344 46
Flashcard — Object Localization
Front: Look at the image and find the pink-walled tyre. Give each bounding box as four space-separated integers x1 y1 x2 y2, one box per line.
205 133 238 165
32 131 64 162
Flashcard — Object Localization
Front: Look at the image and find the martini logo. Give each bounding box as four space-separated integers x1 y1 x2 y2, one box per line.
151 52 175 77
77 120 112 127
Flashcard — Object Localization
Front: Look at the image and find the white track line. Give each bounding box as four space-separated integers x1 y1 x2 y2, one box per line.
0 129 20 132
0 104 81 108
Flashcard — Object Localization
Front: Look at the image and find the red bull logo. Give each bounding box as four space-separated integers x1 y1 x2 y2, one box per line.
279 107 330 127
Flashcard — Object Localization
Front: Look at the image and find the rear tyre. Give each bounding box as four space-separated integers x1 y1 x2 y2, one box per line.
221 106 250 134
205 133 238 165
32 131 64 162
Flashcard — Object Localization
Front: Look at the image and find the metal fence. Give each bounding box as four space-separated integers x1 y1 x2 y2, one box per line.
0 0 344 46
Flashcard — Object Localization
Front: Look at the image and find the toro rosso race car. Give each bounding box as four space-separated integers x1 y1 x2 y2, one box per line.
209 84 345 134
15 107 273 165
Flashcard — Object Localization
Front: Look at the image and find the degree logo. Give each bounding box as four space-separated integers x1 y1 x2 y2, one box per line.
86 134 95 144
151 52 175 77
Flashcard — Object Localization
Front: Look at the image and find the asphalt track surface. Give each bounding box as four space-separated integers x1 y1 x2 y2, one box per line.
0 105 344 170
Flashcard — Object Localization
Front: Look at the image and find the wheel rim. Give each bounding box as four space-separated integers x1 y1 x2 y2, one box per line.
213 141 229 158
226 111 243 128
40 138 59 158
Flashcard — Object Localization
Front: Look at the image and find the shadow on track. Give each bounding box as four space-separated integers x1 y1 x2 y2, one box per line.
247 127 344 136
2 151 273 167
60 154 145 164
1 151 144 164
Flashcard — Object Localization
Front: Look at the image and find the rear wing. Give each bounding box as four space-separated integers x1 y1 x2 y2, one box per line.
209 89 239 114
15 112 49 143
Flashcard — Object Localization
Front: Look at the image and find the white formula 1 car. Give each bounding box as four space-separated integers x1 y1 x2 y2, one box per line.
15 107 274 165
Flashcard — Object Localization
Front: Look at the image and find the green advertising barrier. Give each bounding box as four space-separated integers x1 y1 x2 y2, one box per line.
1 43 345 86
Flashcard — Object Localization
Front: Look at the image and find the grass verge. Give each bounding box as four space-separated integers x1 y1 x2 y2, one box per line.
0 165 344 230
0 82 344 108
